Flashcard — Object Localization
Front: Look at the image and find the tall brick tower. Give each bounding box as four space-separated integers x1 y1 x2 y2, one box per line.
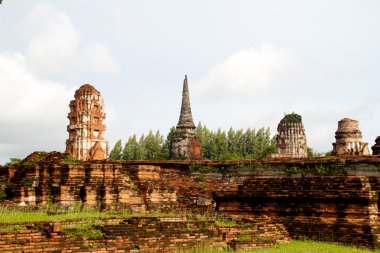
65 84 107 161
170 75 202 160
275 113 308 158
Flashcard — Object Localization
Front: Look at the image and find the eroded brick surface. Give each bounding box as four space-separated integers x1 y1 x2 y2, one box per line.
332 118 369 156
1 156 380 250
65 84 107 161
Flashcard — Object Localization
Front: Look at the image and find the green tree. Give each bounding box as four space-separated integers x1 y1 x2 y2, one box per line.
255 127 273 158
122 134 139 160
117 124 277 161
197 122 212 159
214 128 228 160
235 129 245 158
109 139 122 160
307 148 314 158
225 127 240 160
136 134 147 160
154 130 168 159
307 148 324 157
143 130 164 159
162 126 176 158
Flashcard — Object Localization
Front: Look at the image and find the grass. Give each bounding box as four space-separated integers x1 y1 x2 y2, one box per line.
61 223 103 239
179 240 379 253
0 204 187 223
215 220 237 227
249 240 379 253
0 209 114 223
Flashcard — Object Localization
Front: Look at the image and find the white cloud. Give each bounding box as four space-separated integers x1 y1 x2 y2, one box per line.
0 3 120 164
0 52 71 121
21 4 119 78
193 42 298 103
0 52 72 163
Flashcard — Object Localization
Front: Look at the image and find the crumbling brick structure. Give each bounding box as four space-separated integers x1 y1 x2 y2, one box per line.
170 75 202 160
274 113 307 158
65 84 107 161
332 118 369 156
372 136 380 155
1 155 380 249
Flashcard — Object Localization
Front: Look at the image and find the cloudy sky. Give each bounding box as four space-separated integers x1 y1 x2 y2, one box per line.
0 0 379 163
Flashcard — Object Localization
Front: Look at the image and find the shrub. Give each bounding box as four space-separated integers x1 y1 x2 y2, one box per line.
280 112 302 124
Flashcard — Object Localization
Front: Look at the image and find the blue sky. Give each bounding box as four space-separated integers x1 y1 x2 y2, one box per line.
0 0 379 163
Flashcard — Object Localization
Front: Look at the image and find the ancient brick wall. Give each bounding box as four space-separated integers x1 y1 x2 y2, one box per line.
0 216 288 252
1 155 380 249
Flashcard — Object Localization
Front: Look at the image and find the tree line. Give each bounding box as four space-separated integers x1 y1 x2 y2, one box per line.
109 123 276 160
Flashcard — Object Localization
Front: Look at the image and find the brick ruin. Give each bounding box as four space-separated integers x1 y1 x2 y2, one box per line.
0 216 288 252
332 118 369 156
372 136 380 155
65 84 107 161
1 155 380 251
169 75 202 160
273 113 307 158
2 82 380 252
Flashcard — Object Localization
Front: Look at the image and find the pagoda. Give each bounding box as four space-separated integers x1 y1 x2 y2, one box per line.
169 75 202 160
65 84 107 161
332 118 369 156
274 113 308 158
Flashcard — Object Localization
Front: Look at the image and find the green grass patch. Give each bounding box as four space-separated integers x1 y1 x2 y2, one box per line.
235 234 252 241
62 155 81 165
0 210 113 223
0 225 26 232
215 220 237 227
62 223 103 239
178 240 378 253
0 205 189 223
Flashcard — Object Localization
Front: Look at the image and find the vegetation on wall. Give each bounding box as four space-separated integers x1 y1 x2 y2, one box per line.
5 158 21 166
22 152 48 166
108 123 276 160
280 112 302 124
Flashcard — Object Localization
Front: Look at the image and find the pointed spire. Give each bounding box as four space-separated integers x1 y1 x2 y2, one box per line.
177 75 196 129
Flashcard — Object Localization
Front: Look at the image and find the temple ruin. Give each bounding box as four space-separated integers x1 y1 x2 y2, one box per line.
65 84 107 161
372 136 380 155
169 75 202 160
274 113 308 158
332 118 369 156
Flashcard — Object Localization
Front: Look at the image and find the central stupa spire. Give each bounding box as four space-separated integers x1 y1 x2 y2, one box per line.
170 75 202 160
177 75 196 129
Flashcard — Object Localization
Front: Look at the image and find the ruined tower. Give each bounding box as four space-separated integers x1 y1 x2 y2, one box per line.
275 113 308 158
65 84 107 161
169 75 202 160
332 118 369 156
372 137 380 155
